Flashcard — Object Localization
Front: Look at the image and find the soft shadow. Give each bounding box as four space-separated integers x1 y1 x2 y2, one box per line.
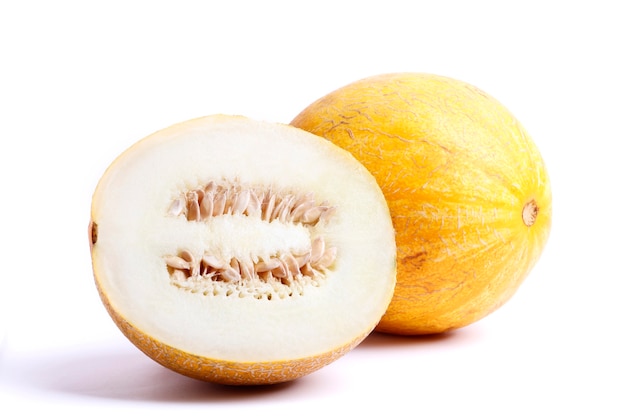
13 346 302 403
357 326 485 350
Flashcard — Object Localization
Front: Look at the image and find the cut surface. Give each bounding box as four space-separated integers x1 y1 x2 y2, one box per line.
89 115 396 383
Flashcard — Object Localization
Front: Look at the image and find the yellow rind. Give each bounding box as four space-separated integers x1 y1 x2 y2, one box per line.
292 73 552 335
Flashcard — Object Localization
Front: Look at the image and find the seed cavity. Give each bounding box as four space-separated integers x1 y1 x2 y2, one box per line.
168 181 334 226
165 180 337 300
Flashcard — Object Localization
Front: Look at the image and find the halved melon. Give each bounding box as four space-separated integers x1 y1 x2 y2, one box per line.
88 115 396 385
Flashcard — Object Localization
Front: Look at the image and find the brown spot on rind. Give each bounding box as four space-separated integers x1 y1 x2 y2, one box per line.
89 221 98 248
522 200 539 227
403 251 427 270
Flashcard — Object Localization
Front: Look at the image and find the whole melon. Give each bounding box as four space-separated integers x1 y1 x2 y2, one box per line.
291 73 552 335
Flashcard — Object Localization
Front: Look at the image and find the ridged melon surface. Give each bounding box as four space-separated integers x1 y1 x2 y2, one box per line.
292 73 552 335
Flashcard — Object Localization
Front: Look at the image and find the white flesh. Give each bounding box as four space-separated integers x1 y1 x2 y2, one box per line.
91 115 396 362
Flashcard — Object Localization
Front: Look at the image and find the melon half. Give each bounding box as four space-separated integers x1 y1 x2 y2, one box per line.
88 115 396 385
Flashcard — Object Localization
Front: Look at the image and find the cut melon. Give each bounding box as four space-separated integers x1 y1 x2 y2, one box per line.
89 115 396 385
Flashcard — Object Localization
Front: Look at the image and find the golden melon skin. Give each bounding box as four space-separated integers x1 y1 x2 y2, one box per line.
292 73 552 335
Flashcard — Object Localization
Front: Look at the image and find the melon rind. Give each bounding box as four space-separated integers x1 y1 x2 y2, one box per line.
291 73 552 335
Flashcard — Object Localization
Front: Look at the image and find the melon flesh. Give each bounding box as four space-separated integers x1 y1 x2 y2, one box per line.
89 115 396 384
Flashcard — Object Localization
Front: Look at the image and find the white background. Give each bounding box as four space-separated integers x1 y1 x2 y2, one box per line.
1 1 624 415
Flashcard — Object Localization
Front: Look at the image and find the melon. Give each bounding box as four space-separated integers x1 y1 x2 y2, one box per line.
291 73 552 335
88 115 396 384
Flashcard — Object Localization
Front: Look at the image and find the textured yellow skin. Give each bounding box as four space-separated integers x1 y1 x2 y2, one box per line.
292 73 552 335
